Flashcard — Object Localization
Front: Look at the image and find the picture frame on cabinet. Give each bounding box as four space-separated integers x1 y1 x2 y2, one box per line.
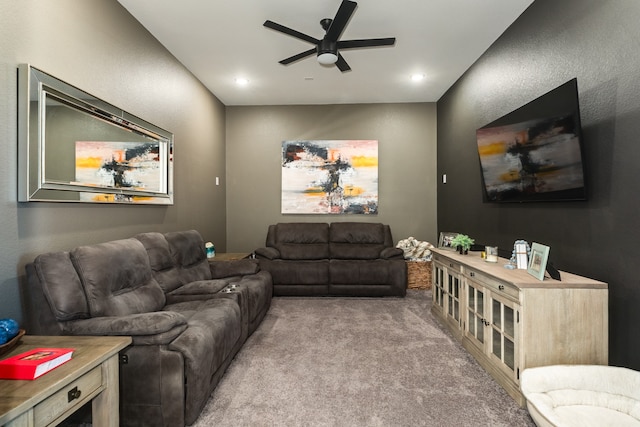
527 242 550 281
438 232 459 251
513 240 530 269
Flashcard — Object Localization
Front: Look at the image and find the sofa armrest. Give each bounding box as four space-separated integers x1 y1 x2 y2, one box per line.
61 311 188 345
209 259 260 278
254 247 281 260
380 247 405 259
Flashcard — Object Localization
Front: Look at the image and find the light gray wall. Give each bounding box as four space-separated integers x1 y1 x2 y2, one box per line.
0 0 226 324
225 103 437 252
437 0 640 368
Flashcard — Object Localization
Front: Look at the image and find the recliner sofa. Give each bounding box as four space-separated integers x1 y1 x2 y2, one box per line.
255 222 406 297
24 230 272 427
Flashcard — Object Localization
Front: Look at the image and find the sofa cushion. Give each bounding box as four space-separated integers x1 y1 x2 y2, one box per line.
238 271 273 325
380 247 405 259
62 311 188 345
273 223 330 260
165 230 212 283
330 222 386 244
165 230 207 267
71 238 166 317
135 232 183 293
209 259 260 278
330 259 390 284
330 222 386 259
167 279 230 296
166 298 243 425
254 246 280 260
260 259 329 285
135 232 174 271
33 251 90 321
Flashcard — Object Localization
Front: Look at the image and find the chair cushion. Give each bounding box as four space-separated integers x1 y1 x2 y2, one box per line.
71 238 165 317
521 365 640 427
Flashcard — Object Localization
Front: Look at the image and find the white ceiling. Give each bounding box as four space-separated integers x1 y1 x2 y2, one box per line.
117 0 533 106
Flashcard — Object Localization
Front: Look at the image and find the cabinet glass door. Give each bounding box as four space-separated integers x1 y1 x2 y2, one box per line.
490 296 517 374
433 264 445 310
466 283 485 348
447 273 461 325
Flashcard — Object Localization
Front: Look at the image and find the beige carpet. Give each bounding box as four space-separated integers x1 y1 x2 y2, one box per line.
192 290 535 426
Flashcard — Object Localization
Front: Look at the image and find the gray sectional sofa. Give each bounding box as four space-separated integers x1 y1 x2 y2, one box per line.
24 230 272 427
255 222 407 297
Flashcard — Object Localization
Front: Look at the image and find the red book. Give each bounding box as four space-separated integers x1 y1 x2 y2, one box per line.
0 348 74 380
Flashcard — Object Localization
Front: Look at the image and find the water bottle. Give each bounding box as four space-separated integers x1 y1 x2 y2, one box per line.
205 242 216 258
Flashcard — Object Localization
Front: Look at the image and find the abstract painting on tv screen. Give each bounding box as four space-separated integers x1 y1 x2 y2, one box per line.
477 115 585 202
75 141 164 202
282 140 378 214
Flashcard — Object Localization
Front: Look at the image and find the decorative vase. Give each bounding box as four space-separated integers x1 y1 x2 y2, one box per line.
458 246 468 255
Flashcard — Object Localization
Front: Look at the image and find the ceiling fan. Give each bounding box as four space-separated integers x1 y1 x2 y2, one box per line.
263 0 396 72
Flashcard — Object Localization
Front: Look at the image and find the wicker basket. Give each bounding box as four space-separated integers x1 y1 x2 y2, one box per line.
406 260 432 290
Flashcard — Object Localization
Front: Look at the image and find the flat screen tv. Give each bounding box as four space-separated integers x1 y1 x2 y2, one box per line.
476 78 587 203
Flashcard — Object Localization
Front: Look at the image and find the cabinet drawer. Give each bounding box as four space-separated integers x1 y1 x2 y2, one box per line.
465 268 519 302
33 366 102 426
433 254 462 273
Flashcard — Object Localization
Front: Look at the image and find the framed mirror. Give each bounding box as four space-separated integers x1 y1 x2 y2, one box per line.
18 64 174 204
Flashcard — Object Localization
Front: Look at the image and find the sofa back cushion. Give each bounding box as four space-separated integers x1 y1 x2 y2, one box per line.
71 238 165 317
329 222 390 260
164 230 212 284
135 232 183 293
32 251 90 321
271 223 330 260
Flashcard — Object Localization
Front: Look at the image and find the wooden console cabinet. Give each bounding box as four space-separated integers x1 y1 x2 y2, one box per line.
431 248 608 406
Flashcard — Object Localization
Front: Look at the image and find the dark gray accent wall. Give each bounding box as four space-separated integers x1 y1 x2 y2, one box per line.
437 0 640 368
0 1 226 325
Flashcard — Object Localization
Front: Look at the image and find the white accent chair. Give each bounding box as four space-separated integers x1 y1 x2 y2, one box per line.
521 365 640 427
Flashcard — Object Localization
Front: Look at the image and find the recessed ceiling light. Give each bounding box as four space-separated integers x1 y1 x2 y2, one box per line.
235 77 249 86
410 74 425 82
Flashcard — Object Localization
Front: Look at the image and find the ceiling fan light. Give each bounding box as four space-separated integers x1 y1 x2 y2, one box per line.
317 52 338 65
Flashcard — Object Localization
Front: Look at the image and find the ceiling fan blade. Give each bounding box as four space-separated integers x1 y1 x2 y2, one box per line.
335 54 351 72
338 38 396 49
325 0 357 41
279 48 317 65
264 20 319 45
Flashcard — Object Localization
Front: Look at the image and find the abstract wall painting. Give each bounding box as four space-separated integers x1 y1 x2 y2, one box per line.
282 140 378 214
75 141 165 202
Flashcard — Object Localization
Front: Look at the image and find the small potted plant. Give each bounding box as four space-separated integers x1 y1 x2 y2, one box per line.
451 234 474 254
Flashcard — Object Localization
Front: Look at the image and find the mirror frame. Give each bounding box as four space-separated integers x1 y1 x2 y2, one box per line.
18 64 174 204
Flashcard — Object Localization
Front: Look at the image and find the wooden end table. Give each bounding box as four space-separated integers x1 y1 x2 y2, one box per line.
0 335 131 427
